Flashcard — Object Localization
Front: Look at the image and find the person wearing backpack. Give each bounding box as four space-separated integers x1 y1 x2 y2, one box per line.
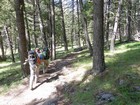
35 47 50 73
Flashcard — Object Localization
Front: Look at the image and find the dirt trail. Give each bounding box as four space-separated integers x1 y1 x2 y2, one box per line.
0 52 88 105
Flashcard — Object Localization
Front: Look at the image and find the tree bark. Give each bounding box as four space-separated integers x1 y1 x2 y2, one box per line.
44 0 51 47
76 0 81 47
24 8 31 51
35 0 48 47
0 31 5 59
71 0 74 48
14 0 29 76
32 0 38 48
127 0 132 42
79 0 93 56
110 0 122 52
60 0 68 51
105 0 111 49
93 0 105 74
4 26 15 63
51 0 56 60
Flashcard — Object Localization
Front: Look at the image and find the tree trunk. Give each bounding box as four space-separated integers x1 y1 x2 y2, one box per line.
118 22 122 43
127 0 132 42
105 0 111 49
93 0 105 74
79 0 93 56
32 0 38 48
44 0 51 47
24 8 31 51
60 0 68 51
76 0 81 47
51 0 56 60
110 0 122 52
133 1 137 34
71 0 74 48
14 0 29 76
4 26 15 63
0 31 5 59
35 0 48 47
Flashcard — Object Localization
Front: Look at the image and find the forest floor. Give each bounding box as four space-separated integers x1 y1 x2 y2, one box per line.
0 51 88 105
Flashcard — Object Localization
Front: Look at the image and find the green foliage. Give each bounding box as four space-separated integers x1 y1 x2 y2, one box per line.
56 46 73 59
0 0 14 24
83 1 93 20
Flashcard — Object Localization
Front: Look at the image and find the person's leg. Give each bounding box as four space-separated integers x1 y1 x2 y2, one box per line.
41 60 48 73
35 65 39 83
29 66 35 90
44 60 49 73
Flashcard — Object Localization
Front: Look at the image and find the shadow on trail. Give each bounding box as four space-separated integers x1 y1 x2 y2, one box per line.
26 98 46 105
26 50 90 105
33 73 60 90
32 51 87 90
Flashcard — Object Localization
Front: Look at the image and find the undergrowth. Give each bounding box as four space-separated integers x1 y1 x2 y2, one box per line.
64 42 140 105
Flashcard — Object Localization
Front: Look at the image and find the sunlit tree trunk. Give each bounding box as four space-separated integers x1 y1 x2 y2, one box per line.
79 0 93 56
105 0 111 49
110 0 122 52
24 8 31 51
0 31 5 59
51 0 56 60
35 0 48 47
4 26 15 63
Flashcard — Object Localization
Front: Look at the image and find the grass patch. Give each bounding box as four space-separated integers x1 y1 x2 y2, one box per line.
64 42 140 105
0 62 23 94
72 50 92 70
56 46 73 59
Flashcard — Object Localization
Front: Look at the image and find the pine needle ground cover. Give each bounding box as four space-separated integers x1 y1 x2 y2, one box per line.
65 42 140 105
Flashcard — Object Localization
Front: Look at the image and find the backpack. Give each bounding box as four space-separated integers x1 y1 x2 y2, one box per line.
28 50 36 58
28 50 37 64
42 47 50 60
